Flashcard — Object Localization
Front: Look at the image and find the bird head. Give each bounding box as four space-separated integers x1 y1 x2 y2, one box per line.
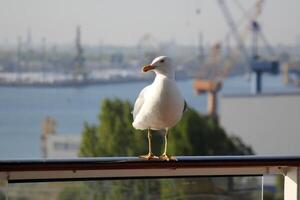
142 56 175 79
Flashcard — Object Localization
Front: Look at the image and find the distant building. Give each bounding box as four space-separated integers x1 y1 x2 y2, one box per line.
220 92 300 155
44 134 81 158
41 116 81 158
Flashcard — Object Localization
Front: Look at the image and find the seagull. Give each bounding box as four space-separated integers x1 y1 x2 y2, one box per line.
132 56 186 161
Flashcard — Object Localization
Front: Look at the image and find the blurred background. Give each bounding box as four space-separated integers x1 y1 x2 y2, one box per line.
0 0 300 199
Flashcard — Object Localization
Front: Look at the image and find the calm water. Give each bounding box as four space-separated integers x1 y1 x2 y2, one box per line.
0 75 298 159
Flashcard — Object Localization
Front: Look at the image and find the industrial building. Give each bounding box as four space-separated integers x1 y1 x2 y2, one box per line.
220 92 300 155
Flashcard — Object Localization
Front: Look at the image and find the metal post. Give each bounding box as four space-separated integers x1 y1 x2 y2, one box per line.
252 21 259 59
207 91 218 122
256 71 262 94
261 175 264 200
0 175 8 200
252 71 262 94
284 167 300 200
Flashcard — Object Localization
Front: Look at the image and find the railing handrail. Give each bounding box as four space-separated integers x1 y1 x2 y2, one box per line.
1 156 300 199
1 155 300 171
1 155 300 183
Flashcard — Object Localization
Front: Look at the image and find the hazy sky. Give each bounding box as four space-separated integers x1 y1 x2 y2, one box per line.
0 0 299 46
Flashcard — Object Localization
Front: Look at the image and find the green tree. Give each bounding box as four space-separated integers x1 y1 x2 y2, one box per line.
169 108 254 156
161 107 255 199
275 175 284 200
80 98 148 157
58 186 86 200
76 99 160 200
0 192 5 200
79 123 99 157
59 98 257 200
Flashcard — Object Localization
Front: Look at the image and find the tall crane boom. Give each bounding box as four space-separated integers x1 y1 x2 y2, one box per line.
217 0 279 94
217 0 250 70
74 25 86 80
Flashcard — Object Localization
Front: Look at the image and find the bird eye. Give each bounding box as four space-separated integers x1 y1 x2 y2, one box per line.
160 59 164 63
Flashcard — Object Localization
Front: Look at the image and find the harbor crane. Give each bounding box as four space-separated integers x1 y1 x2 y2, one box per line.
218 0 279 94
193 0 279 120
137 34 160 65
193 40 239 121
73 25 86 81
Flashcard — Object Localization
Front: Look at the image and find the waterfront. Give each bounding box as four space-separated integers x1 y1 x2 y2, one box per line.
0 75 299 159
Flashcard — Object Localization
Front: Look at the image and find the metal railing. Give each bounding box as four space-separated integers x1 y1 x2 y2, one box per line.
1 156 300 199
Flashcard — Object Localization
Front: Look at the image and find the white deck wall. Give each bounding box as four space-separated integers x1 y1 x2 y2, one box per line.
220 93 300 155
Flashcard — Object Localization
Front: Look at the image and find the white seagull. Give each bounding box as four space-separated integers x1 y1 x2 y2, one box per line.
132 56 186 161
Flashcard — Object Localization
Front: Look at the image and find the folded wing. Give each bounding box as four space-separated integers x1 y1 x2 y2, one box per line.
132 86 149 120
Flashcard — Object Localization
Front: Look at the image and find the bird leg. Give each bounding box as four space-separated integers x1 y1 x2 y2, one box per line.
159 128 176 161
139 128 157 160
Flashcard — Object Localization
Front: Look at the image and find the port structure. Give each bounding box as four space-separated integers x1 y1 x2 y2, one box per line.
218 0 279 94
193 0 253 119
194 0 280 119
249 20 279 93
193 42 225 120
193 80 222 120
193 0 255 119
73 25 86 81
193 41 234 121
283 61 300 86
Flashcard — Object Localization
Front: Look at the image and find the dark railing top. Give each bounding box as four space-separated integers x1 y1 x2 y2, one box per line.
1 155 300 172
1 156 300 183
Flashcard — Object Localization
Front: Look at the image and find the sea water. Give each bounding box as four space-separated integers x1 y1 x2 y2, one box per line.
0 75 298 159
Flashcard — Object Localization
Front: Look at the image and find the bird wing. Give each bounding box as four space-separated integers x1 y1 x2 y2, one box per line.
132 86 150 120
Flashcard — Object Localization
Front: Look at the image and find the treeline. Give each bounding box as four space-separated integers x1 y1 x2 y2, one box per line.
58 98 267 200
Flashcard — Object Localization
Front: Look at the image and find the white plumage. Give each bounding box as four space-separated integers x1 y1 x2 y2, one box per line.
132 56 185 160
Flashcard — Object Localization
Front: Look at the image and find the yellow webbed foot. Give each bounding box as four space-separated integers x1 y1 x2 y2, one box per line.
139 153 158 160
159 154 177 161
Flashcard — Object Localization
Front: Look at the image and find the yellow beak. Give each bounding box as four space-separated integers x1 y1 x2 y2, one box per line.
142 65 156 72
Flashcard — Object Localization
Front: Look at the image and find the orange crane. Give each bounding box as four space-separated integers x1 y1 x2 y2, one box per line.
193 42 237 120
193 0 265 120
